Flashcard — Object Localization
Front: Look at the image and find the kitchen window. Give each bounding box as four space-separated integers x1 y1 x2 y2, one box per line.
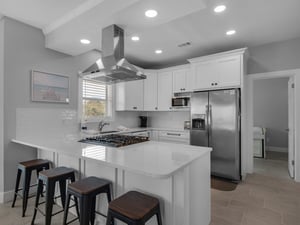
80 79 113 122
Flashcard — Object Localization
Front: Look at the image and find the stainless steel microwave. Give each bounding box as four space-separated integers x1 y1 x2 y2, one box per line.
172 97 189 107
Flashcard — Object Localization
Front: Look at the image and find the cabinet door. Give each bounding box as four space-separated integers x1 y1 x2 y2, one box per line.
116 80 144 111
144 72 158 111
157 71 173 111
194 61 218 90
173 69 187 93
173 68 192 93
185 68 192 92
216 55 241 87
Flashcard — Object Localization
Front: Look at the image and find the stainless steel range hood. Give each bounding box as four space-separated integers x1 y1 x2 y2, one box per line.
79 25 146 83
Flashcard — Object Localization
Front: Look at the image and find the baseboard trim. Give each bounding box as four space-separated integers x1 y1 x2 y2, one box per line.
0 190 14 203
266 146 288 153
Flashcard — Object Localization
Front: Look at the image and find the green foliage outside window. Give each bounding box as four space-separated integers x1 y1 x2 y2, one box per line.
83 99 106 117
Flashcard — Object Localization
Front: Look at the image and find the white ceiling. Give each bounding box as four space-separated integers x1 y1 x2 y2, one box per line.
1 0 300 68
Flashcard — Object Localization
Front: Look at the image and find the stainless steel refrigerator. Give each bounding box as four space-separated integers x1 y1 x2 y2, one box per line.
190 89 241 181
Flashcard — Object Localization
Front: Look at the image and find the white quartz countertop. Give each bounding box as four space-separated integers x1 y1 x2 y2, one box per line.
11 135 210 179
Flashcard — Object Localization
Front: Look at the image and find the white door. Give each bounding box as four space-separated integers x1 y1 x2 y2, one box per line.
288 77 295 178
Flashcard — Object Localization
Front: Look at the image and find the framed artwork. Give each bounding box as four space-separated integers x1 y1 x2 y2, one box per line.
31 70 70 103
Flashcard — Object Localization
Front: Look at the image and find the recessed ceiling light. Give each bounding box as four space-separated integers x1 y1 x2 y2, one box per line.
155 49 163 54
226 30 236 36
80 39 91 44
214 5 226 13
131 36 140 41
145 9 158 18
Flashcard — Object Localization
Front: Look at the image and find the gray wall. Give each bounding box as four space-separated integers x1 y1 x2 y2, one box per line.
253 78 289 149
1 17 100 192
248 37 300 74
0 18 4 194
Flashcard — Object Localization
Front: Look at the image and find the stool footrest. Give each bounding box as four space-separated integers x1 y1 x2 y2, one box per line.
35 207 65 217
95 211 107 218
65 217 79 225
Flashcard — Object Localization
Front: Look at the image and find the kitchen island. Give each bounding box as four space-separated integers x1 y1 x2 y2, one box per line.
12 135 211 225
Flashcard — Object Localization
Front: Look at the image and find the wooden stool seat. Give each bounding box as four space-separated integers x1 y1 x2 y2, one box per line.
12 159 50 217
68 176 111 195
63 176 113 225
106 191 163 225
31 167 76 225
39 166 74 181
18 159 50 169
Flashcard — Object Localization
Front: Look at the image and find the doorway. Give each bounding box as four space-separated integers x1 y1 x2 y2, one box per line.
252 77 291 179
246 71 296 180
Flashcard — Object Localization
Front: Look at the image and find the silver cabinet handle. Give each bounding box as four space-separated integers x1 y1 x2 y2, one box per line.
166 133 181 136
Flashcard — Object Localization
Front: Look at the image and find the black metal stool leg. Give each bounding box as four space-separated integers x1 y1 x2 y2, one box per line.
59 179 67 209
106 210 112 225
90 197 96 225
106 188 114 225
63 192 72 225
22 169 32 217
156 207 163 225
74 195 80 218
45 180 55 225
31 179 43 225
79 196 91 225
12 168 22 208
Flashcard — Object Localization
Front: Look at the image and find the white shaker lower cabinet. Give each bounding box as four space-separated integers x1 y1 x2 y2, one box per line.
158 130 190 144
144 71 158 111
157 71 173 111
116 80 144 111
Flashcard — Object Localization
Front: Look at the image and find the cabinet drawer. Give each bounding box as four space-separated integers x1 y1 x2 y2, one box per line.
158 131 190 144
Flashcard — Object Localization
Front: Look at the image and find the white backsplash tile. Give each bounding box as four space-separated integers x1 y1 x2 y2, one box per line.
143 111 190 129
16 108 79 140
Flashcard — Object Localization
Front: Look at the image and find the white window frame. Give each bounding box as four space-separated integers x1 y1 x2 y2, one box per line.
78 77 114 123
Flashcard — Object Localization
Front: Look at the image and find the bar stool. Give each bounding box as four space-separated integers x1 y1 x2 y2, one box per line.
31 166 77 225
11 159 50 217
106 191 163 225
63 176 113 225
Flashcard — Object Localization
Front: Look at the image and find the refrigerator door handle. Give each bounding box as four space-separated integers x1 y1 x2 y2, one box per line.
207 104 212 147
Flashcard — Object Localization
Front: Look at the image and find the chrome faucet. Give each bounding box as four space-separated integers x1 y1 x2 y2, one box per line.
98 120 110 132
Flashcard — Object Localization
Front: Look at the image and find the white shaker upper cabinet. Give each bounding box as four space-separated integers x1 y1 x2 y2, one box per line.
193 60 219 90
116 80 144 111
189 48 246 91
157 71 173 111
143 71 158 111
216 55 241 87
172 68 192 93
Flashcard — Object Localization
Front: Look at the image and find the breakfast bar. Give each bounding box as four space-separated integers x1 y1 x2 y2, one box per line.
12 135 211 225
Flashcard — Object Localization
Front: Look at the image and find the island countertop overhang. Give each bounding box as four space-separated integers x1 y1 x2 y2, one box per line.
11 136 211 179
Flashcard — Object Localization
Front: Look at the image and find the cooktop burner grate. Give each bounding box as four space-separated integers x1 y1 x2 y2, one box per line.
79 134 149 147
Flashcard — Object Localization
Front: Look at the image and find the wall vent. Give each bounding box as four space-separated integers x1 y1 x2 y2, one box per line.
178 42 191 48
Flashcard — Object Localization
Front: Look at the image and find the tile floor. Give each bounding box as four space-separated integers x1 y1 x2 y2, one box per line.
0 197 79 225
211 173 300 225
1 173 300 225
254 151 290 180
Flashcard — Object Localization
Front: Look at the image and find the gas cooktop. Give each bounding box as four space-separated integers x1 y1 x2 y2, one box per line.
79 134 149 147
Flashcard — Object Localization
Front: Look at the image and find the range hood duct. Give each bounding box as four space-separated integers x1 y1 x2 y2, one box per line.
80 24 146 83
